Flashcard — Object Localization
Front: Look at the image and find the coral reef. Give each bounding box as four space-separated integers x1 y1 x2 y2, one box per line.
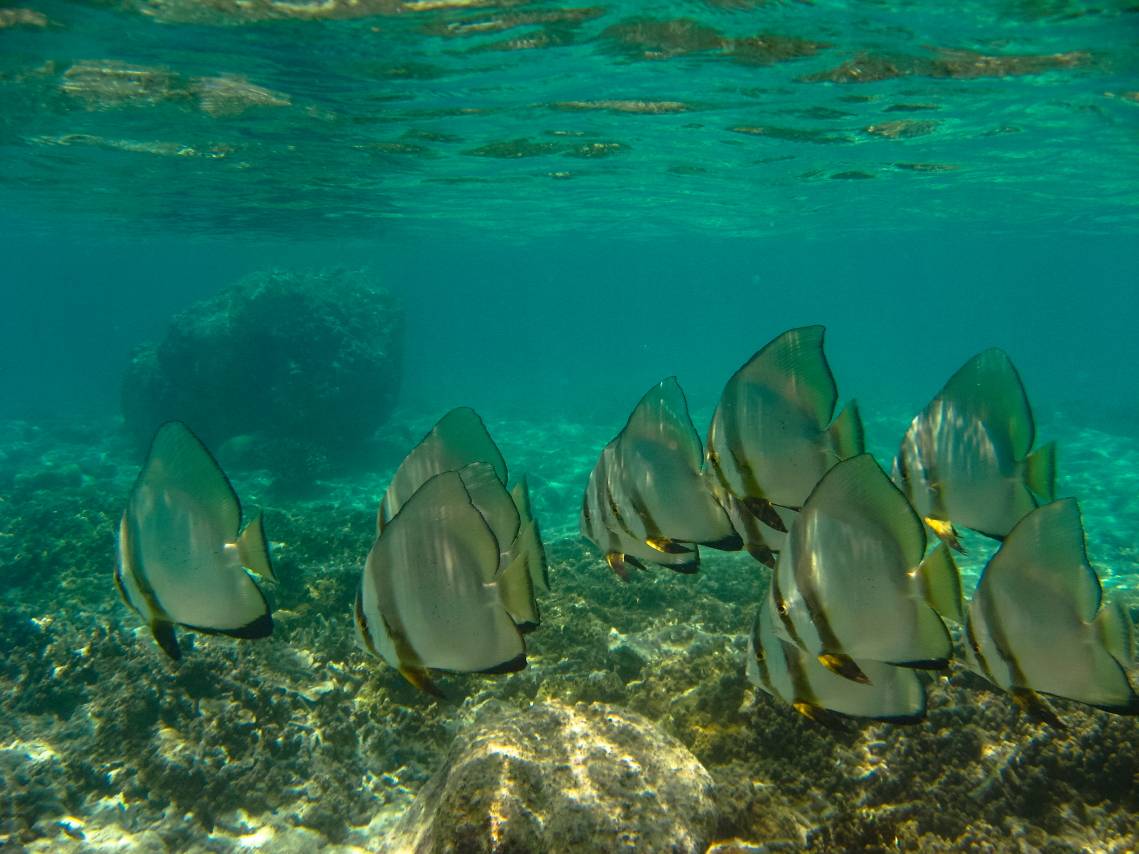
0 407 1136 851
121 268 403 481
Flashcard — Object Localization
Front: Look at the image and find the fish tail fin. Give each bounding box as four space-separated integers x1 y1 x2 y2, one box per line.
237 513 276 582
1025 441 1057 502
1095 599 1135 667
828 399 865 460
917 542 963 623
497 548 540 632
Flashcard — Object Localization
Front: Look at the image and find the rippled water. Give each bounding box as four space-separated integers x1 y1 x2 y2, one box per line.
2 0 1137 240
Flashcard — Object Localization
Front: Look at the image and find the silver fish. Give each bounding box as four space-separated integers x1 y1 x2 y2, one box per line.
964 498 1138 724
894 348 1055 550
747 590 926 725
115 421 274 660
706 326 863 560
772 454 962 684
356 468 530 695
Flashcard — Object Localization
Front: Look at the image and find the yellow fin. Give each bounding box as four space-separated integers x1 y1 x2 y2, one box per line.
605 552 631 581
1025 441 1057 502
645 536 689 554
237 513 276 582
399 664 444 698
917 542 963 623
817 652 871 685
925 516 963 553
828 399 865 460
1096 599 1135 667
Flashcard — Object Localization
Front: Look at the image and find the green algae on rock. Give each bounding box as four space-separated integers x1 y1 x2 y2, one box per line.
121 268 404 479
389 700 719 853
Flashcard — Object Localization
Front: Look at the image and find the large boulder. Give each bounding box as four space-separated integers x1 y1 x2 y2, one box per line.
389 701 719 853
122 268 403 471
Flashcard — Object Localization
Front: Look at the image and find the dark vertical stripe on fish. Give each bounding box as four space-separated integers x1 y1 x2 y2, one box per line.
770 568 803 648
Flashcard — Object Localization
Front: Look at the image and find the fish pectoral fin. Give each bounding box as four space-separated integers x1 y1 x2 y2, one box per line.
399 664 444 698
150 620 182 661
645 536 691 555
924 517 964 553
817 652 871 685
1010 687 1064 729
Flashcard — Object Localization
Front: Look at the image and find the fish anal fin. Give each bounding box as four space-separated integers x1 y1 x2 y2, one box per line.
151 621 182 661
925 517 964 553
916 542 963 623
667 557 700 575
828 399 865 460
1011 687 1064 729
742 497 788 532
1025 441 1057 502
480 652 527 674
185 610 273 640
704 531 744 552
1096 599 1135 667
399 664 444 698
237 512 275 581
818 652 871 684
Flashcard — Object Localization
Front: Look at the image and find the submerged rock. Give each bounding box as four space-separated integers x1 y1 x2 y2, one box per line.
121 268 403 474
390 700 718 853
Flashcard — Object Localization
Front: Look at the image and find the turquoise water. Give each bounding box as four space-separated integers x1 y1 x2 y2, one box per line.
2 1 1139 851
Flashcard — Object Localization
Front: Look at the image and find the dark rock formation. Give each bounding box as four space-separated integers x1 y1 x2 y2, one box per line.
390 700 719 853
121 268 403 474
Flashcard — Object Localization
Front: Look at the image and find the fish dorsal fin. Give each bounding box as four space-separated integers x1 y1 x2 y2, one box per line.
978 499 1099 621
611 378 738 546
939 348 1035 459
137 421 241 536
618 377 704 468
379 407 507 531
729 326 837 427
457 462 520 574
370 470 524 674
802 453 926 566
